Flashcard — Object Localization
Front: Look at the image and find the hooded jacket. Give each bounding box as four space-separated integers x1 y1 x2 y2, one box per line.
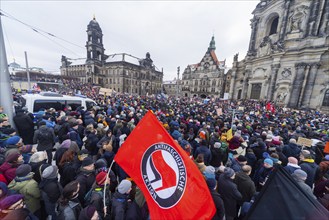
0 162 19 184
282 142 301 158
33 125 55 151
217 173 242 218
299 159 320 188
234 171 256 205
8 172 41 213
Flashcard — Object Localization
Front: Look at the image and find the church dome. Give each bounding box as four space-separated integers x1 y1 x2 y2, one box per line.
88 16 100 29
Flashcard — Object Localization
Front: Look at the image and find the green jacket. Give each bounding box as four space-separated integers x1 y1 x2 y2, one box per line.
8 172 41 213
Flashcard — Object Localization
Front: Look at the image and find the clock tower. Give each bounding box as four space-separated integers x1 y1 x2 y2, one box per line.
181 35 226 98
86 16 108 64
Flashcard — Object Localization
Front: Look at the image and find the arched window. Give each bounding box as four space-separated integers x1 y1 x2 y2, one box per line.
269 16 279 35
323 89 329 106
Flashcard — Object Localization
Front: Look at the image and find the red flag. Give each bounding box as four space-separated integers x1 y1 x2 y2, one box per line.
114 110 216 220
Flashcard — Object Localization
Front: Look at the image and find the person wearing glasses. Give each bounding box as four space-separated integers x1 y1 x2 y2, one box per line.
0 194 24 218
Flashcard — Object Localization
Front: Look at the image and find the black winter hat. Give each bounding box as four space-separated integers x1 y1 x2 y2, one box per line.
237 155 247 162
16 164 32 177
95 158 107 170
82 157 94 167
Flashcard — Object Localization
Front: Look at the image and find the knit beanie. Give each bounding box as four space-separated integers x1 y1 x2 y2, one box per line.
96 171 107 186
289 138 297 144
171 130 182 140
214 142 221 148
5 152 20 163
224 167 235 178
82 157 94 167
29 151 47 163
42 165 58 179
288 157 298 165
293 169 307 181
264 158 273 167
237 155 247 162
36 111 45 118
0 194 24 211
16 164 32 177
118 179 132 194
204 166 216 179
95 159 107 170
61 139 71 149
301 150 311 157
218 165 226 173
6 136 20 145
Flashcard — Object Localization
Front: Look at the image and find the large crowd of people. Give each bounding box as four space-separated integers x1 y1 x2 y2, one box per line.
0 92 328 220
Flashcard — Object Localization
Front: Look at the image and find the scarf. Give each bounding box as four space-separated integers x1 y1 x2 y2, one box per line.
287 163 300 168
303 159 315 163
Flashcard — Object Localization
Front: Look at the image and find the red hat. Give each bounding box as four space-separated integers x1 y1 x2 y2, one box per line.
199 130 206 140
96 171 107 186
5 152 20 163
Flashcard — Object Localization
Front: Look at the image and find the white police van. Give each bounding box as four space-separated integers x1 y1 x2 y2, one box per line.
20 92 97 113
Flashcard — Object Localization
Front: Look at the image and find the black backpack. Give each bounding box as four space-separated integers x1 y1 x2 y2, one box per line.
84 187 104 206
38 128 53 141
54 124 62 135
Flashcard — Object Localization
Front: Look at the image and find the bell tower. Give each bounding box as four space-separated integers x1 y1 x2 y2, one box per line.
85 16 108 64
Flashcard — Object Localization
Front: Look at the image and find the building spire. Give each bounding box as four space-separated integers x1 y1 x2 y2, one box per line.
93 14 96 20
208 35 216 51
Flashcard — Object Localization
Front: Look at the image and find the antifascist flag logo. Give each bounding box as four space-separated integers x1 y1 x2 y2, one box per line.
114 111 216 219
141 143 186 209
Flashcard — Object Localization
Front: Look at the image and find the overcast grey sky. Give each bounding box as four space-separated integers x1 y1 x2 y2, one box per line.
1 0 259 80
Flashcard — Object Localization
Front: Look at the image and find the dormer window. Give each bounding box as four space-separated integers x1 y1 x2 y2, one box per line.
269 16 279 35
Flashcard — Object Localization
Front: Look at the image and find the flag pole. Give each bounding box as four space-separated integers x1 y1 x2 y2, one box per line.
0 15 14 126
103 159 115 216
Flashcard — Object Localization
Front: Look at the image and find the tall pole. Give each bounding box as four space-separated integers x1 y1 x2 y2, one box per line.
176 66 180 98
0 16 14 126
24 51 31 91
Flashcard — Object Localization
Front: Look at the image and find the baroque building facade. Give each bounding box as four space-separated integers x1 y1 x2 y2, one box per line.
181 36 226 98
228 0 329 111
163 78 180 97
60 17 163 95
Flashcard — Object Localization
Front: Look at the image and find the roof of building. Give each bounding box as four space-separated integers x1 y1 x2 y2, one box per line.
88 16 101 30
8 61 22 69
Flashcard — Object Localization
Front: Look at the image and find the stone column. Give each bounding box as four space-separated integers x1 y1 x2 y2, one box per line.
247 17 259 56
268 64 281 100
306 0 323 36
288 63 307 108
279 0 291 41
301 63 321 107
298 64 311 107
320 0 329 35
229 70 236 99
242 70 250 99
